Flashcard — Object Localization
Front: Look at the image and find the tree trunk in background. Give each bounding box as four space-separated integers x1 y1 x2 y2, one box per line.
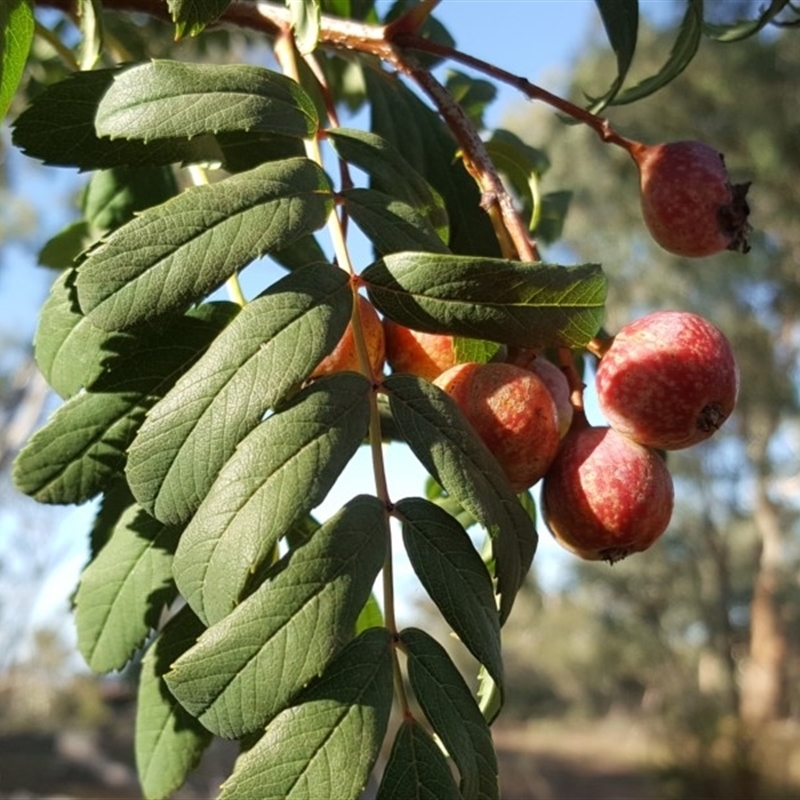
739 429 788 724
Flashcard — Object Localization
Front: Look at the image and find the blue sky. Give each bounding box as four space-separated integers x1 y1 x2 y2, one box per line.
2 1 605 649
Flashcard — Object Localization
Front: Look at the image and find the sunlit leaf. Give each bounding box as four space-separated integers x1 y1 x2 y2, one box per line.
363 251 606 349
96 61 318 142
166 495 387 738
288 0 321 54
168 0 232 37
0 0 34 122
127 262 352 525
217 627 393 800
171 373 372 625
76 157 334 330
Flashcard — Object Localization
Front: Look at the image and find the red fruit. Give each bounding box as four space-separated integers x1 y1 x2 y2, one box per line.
595 310 738 450
311 294 385 378
632 140 750 257
527 356 573 439
383 319 456 381
541 426 674 563
434 361 560 492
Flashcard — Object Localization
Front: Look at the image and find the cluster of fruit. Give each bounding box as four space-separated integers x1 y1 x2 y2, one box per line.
311 138 745 563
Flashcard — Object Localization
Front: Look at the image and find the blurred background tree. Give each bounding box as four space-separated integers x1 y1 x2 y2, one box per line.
495 9 800 798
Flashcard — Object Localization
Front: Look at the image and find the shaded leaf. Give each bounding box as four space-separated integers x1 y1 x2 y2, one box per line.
96 61 318 142
341 188 450 256
0 0 34 121
136 607 212 800
588 0 639 111
396 497 502 688
82 166 179 237
171 372 372 625
327 127 448 240
14 312 230 504
402 627 499 799
703 0 791 41
34 269 132 398
384 374 536 622
612 0 703 106
74 504 180 673
363 252 606 349
11 69 226 170
166 495 387 738
127 262 352 525
376 719 461 800
217 627 393 800
37 221 92 270
76 157 334 330
366 68 500 257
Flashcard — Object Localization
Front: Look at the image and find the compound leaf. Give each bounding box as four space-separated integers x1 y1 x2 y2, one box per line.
126 263 352 525
171 373 372 625
76 157 334 330
166 495 387 738
363 252 606 350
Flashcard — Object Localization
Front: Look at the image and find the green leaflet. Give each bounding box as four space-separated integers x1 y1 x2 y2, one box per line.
171 372 372 625
168 0 232 37
14 312 231 504
341 188 450 257
95 61 318 142
76 157 334 330
376 719 461 800
327 127 448 242
126 263 352 525
74 504 180 673
165 495 387 739
288 0 321 54
363 252 606 349
34 270 132 399
588 0 639 112
402 628 499 800
396 497 502 690
365 69 500 258
135 607 212 800
11 68 223 170
217 627 393 800
384 374 536 623
0 0 34 122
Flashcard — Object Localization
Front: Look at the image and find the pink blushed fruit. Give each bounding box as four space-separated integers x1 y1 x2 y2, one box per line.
632 140 750 257
434 361 560 492
527 356 574 439
383 319 456 381
595 310 739 450
311 294 385 378
541 426 674 563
